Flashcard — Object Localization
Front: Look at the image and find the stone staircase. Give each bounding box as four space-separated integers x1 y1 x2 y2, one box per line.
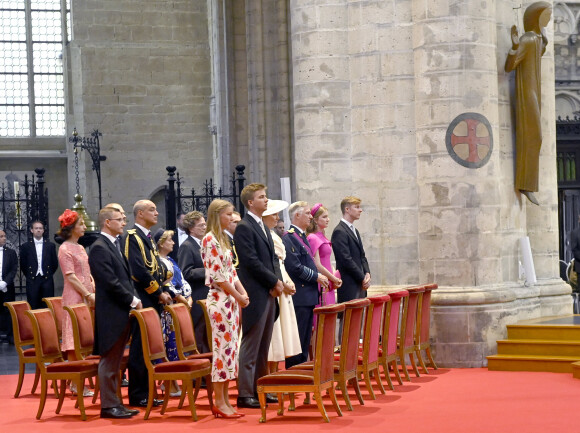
487 316 580 375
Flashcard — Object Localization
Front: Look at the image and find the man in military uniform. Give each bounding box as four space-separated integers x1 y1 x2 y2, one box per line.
123 199 171 408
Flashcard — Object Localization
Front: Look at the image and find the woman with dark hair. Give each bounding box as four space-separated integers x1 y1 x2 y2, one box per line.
201 199 249 419
57 209 95 396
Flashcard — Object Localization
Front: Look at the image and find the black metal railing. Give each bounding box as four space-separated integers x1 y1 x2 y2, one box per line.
164 165 246 232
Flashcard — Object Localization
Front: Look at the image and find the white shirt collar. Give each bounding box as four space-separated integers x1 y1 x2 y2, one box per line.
135 223 150 237
247 211 262 225
100 231 117 245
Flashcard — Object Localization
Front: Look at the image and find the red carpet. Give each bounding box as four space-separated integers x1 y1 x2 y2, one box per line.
0 368 578 432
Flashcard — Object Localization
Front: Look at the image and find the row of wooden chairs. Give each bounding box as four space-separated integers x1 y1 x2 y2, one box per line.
255 283 438 423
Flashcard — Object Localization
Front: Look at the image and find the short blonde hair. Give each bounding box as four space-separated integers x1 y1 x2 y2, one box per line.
156 230 174 248
340 196 361 214
240 183 266 209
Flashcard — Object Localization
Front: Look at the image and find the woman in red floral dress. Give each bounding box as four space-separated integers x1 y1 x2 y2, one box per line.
201 199 249 419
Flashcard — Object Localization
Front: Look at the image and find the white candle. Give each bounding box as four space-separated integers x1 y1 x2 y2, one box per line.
13 181 19 196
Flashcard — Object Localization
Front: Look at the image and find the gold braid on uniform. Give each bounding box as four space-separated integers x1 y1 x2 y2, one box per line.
125 229 161 293
232 244 239 268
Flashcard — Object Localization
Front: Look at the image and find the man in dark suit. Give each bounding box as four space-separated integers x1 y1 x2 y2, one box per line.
283 202 329 369
19 221 58 310
123 199 171 408
331 196 371 304
0 229 18 343
177 210 209 353
234 183 284 409
89 207 141 419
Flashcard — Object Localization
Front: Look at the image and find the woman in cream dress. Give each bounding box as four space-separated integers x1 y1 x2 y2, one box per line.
263 200 301 371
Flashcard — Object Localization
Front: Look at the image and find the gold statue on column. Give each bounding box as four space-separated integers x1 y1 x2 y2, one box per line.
505 2 552 206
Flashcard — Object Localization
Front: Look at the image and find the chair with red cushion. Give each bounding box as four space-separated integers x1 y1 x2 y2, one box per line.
4 301 40 397
196 299 213 350
42 297 63 342
397 285 425 381
164 303 213 408
290 298 370 411
357 294 390 399
256 303 345 423
130 308 212 420
25 308 99 420
378 290 408 388
414 283 438 372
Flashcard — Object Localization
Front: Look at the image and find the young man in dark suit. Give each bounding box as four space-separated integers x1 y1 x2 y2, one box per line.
283 202 329 369
19 221 58 310
89 207 141 419
123 199 171 408
0 229 18 343
331 196 371 303
177 210 209 353
234 183 284 409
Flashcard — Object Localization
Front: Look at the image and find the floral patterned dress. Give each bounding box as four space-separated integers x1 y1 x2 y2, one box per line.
201 232 240 382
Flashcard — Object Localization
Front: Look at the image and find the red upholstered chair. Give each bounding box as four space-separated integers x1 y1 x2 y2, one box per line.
397 285 425 381
130 308 212 420
164 303 213 408
378 290 408 388
414 283 438 372
290 298 370 411
256 303 346 423
357 294 390 399
196 299 213 350
4 301 40 397
25 308 99 421
43 297 64 342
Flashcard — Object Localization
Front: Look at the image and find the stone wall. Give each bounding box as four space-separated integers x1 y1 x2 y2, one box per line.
67 0 214 217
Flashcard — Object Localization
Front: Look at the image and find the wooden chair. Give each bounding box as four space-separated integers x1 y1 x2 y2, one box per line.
357 294 390 399
42 297 64 342
378 290 408 388
414 283 438 372
256 303 345 423
25 308 99 420
290 298 370 411
196 299 213 350
397 285 425 381
164 303 213 408
130 308 212 420
4 301 40 397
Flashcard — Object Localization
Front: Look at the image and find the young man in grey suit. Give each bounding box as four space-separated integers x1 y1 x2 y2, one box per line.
234 183 284 409
331 196 371 303
89 207 140 419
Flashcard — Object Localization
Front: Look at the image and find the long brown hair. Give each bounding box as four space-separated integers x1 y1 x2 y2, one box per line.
307 205 328 235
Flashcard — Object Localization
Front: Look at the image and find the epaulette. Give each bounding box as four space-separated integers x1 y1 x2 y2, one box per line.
287 227 295 234
126 229 136 235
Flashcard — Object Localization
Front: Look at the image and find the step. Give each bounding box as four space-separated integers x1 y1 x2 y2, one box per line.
573 362 580 379
507 325 580 341
496 339 580 357
487 354 578 373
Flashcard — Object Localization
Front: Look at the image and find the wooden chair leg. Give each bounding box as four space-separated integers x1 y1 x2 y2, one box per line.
15 360 26 397
37 379 48 419
426 347 438 369
313 391 330 423
381 361 395 390
144 378 155 420
409 352 421 377
258 391 267 423
206 376 214 409
186 381 197 421
304 391 311 405
32 365 40 394
391 360 403 385
277 393 284 415
400 354 411 381
416 348 429 374
160 380 171 415
192 377 201 402
373 368 386 394
76 379 87 421
178 380 187 409
350 377 364 405
363 370 376 400
56 379 67 414
338 380 353 411
289 392 296 411
328 386 342 417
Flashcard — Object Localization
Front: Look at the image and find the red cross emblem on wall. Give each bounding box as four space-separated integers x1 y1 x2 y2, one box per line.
445 113 493 169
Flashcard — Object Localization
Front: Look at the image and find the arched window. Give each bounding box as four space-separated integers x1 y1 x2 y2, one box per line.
0 0 70 137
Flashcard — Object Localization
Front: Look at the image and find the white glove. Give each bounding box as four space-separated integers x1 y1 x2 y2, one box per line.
0 281 7 293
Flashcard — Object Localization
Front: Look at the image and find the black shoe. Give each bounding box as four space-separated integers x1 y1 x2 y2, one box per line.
121 379 129 387
101 406 133 419
237 396 261 409
120 406 139 416
129 398 163 408
265 393 278 404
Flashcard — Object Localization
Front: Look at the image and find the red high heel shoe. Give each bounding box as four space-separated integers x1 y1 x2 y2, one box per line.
212 406 243 419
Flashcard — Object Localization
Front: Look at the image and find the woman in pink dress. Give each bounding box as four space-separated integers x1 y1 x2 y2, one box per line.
201 199 249 419
306 203 342 306
57 209 95 396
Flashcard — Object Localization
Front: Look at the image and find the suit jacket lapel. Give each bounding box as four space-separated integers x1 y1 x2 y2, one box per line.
246 215 273 253
340 221 363 251
102 234 130 274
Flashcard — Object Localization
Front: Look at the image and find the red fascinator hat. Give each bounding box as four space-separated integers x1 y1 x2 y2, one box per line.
58 209 79 228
